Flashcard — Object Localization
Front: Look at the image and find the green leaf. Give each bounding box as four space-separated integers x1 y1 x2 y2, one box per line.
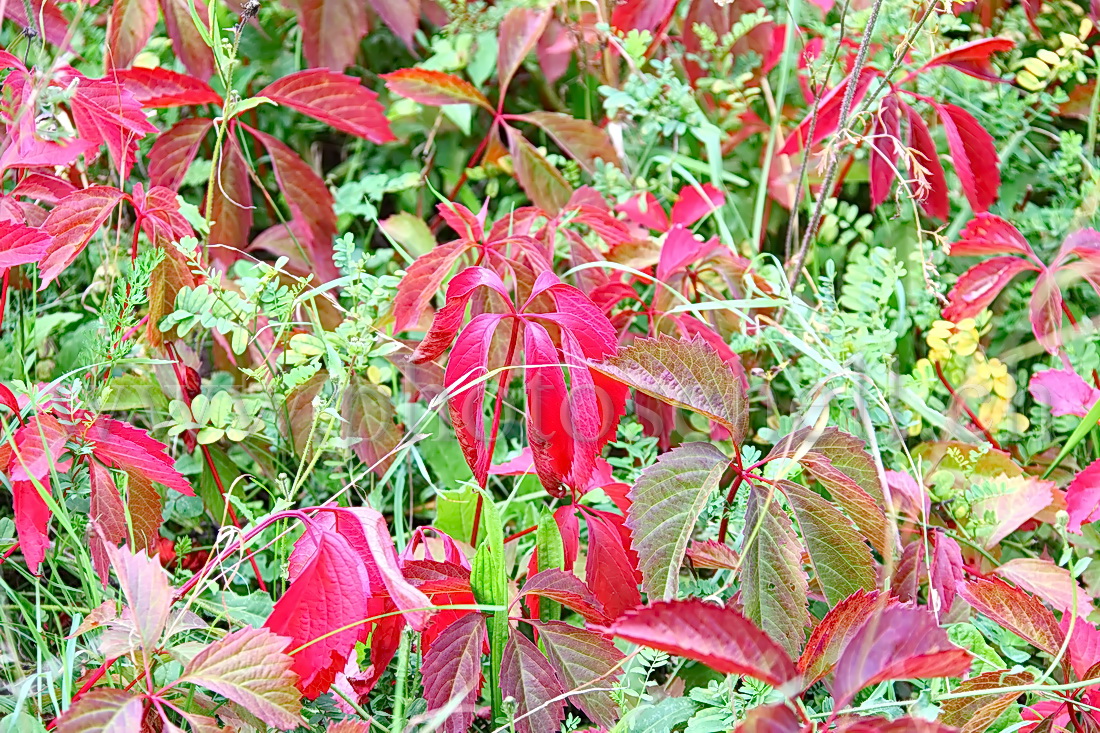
178 625 304 730
740 485 809 659
470 492 508 724
626 442 729 600
536 507 565 621
779 480 876 607
592 334 748 445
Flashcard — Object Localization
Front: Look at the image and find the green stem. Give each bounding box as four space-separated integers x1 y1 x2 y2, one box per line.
390 628 412 733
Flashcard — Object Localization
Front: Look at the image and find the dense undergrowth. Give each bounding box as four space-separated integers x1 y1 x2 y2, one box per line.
4 0 1100 730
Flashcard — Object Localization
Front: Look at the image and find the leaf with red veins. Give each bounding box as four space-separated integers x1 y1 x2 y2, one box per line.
39 186 128 288
260 70 395 143
206 133 253 254
971 475 1054 549
686 540 740 570
248 127 339 281
778 68 878 156
266 524 370 698
420 612 485 733
904 103 950 220
392 239 471 333
948 213 1036 258
1066 459 1100 534
942 256 1039 322
617 191 670 231
133 184 194 245
1030 267 1065 355
500 630 568 733
869 95 901 208
994 558 1093 618
0 220 51 269
148 118 214 190
114 67 221 108
106 0 158 69
935 103 1001 213
514 111 621 171
12 479 51 574
55 689 144 733
583 510 641 621
105 544 174 652
670 182 725 227
519 569 607 624
607 599 800 688
656 226 707 281
497 7 552 94
832 604 970 709
159 0 215 81
10 173 77 205
68 75 158 177
533 620 623 728
917 37 1015 83
88 461 128 581
1030 369 1100 418
798 451 891 556
83 417 194 495
382 68 494 111
437 200 486 241
959 576 1065 656
341 375 402 476
798 590 887 686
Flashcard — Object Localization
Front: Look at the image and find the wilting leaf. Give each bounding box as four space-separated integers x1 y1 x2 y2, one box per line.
106 545 173 652
179 625 304 729
779 481 876 607
625 442 729 600
832 604 971 709
940 669 1033 733
500 630 567 733
741 485 809 659
534 620 623 728
606 599 800 689
592 334 749 444
55 689 143 733
959 576 1065 656
382 68 494 111
420 612 485 733
341 376 402 476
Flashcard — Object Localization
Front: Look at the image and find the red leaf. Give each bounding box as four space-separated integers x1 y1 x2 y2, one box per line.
959 576 1065 656
10 173 77 204
918 37 1015 83
1029 267 1064 355
948 212 1035 257
1030 368 1100 418
832 604 970 709
869 95 901 208
497 8 552 94
392 240 470 333
3 0 71 48
68 75 158 178
84 417 195 496
611 0 676 32
942 256 1038 322
733 704 803 733
420 612 485 733
284 0 368 70
606 599 800 689
443 313 507 485
519 569 607 624
260 70 395 143
106 0 158 69
206 133 253 254
685 540 740 570
0 382 19 420
500 630 567 733
88 461 128 581
248 127 339 281
148 117 214 190
533 620 623 728
369 0 419 50
1066 459 1100 534
160 0 215 80
524 320 574 492
1062 613 1100 679
266 523 371 698
617 192 669 231
779 68 878 156
584 510 641 620
381 68 494 111
10 414 70 483
670 182 725 227
994 557 1092 618
114 67 222 108
935 103 1000 213
12 479 51 574
904 103 949 220
799 590 887 686
40 186 128 287
0 220 52 269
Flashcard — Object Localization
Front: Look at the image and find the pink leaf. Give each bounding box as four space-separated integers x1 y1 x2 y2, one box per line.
670 182 725 227
918 37 1015 82
904 103 949 220
832 604 970 709
40 186 128 288
391 240 470 333
942 256 1038 322
0 220 51 269
948 213 1036 258
610 0 677 32
869 95 901 208
607 599 800 689
1029 368 1100 418
616 191 669 232
284 0 368 70
159 0 215 80
68 75 158 178
261 70 395 143
1066 459 1100 534
500 630 567 733
497 8 552 94
10 414 70 483
114 67 222 108
935 102 1001 213
148 117 214 190
84 416 194 496
420 612 485 733
369 0 420 49
1029 267 1064 354
55 689 143 732
959 576 1065 656
968 476 1054 549
994 557 1092 618
779 68 878 156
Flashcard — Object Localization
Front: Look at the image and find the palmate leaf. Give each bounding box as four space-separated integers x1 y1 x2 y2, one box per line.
533 620 624 728
179 626 304 730
606 599 800 689
625 442 729 600
592 334 749 444
741 485 808 659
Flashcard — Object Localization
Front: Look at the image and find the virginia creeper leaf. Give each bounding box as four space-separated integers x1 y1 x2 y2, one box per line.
942 256 1039 322
115 67 221 108
106 0 159 69
959 576 1065 655
940 669 1033 733
39 186 128 288
381 68 494 111
518 569 607 624
515 111 620 171
1067 459 1100 533
497 8 552 94
507 127 573 215
935 102 1000 213
282 0 368 70
420 612 485 733
55 689 143 733
0 219 52 269
584 510 641 620
533 620 623 728
994 557 1093 618
798 590 886 686
260 70 395 143
904 103 949 220
148 117 214 191
500 630 567 733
